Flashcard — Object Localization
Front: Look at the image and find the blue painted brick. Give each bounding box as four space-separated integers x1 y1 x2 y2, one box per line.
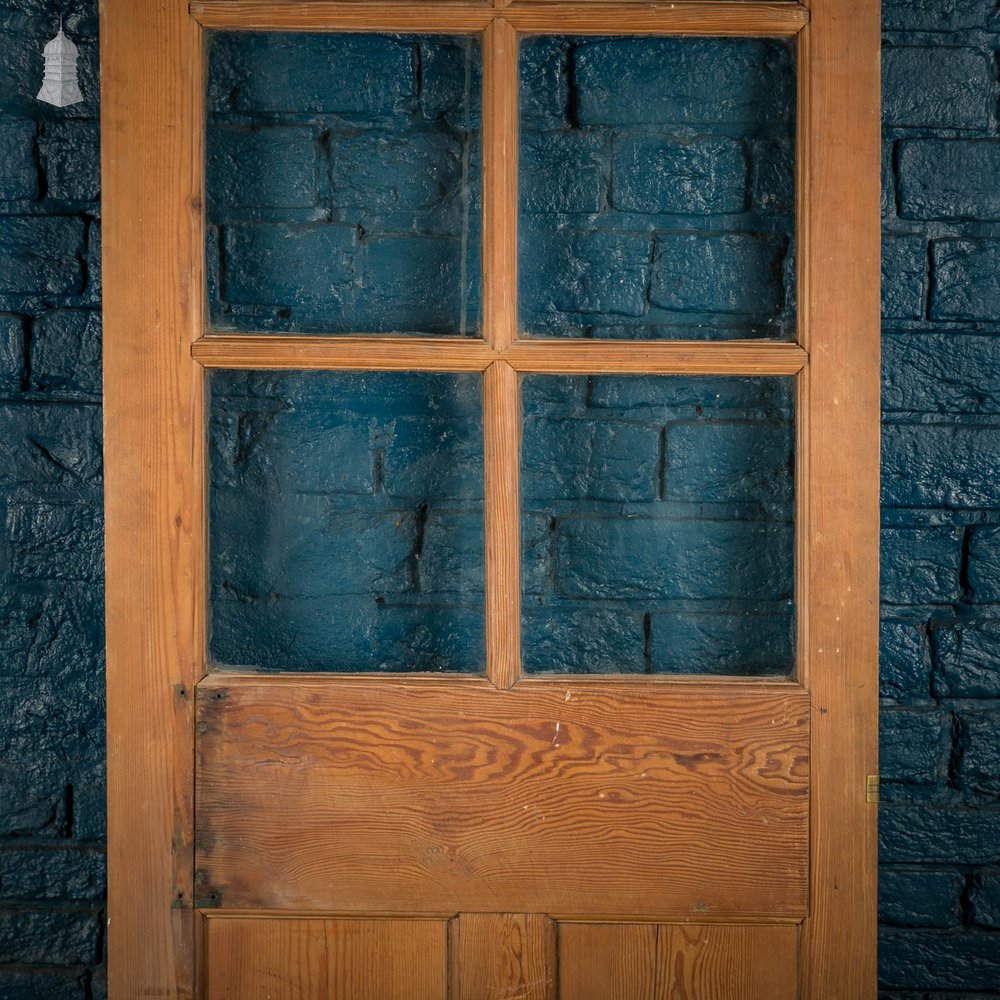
649 610 793 675
650 233 785 315
520 222 652 325
556 517 793 601
0 217 84 295
522 418 660 502
208 33 416 116
0 968 89 1000
883 48 991 130
883 425 1000 508
967 527 1000 603
418 38 482 127
880 709 949 783
40 121 100 202
6 502 104 582
935 623 1000 698
932 239 1000 322
882 0 999 32
959 706 1000 793
971 873 1000 927
0 313 25 393
381 418 483 503
418 510 485 595
882 236 926 321
521 132 603 214
0 910 99 965
30 310 101 399
522 607 645 674
751 137 794 215
898 141 1000 221
589 374 793 414
664 421 792 507
0 117 38 201
0 402 102 489
883 333 1000 414
574 38 793 127
0 758 68 837
880 806 1000 864
0 848 105 902
332 128 470 215
879 930 1000 992
612 136 747 216
879 620 932 703
880 528 963 605
878 869 963 927
207 126 317 213
519 39 568 128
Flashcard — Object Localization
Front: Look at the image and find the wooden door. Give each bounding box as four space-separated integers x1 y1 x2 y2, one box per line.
101 1 879 997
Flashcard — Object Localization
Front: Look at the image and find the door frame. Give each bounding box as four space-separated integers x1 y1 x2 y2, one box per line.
101 1 880 995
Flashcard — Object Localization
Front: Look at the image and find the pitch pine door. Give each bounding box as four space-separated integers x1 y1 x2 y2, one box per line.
101 1 879 997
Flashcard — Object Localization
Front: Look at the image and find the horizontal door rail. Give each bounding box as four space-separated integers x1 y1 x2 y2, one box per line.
189 1 809 36
192 334 808 375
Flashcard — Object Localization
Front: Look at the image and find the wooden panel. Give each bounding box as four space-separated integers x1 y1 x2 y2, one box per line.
192 335 496 371
195 676 809 916
796 0 880 996
101 0 203 995
505 339 808 375
559 923 656 1000
483 17 519 353
483 361 521 688
657 924 798 1000
203 916 448 999
190 2 809 36
454 913 555 1000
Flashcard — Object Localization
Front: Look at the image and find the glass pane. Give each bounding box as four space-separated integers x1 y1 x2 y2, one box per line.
209 371 484 672
522 374 795 674
206 33 482 335
519 36 795 339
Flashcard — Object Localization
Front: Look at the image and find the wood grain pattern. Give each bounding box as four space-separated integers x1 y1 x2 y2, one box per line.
504 339 808 375
796 0 880 996
192 336 808 376
203 917 448 999
559 924 797 1000
195 675 809 916
559 923 657 1000
101 0 204 995
192 335 496 371
483 17 519 352
454 914 555 1000
189 2 809 36
484 361 521 688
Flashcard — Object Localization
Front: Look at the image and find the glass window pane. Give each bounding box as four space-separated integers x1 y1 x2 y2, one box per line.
206 33 482 335
522 374 795 674
519 36 795 340
209 371 484 672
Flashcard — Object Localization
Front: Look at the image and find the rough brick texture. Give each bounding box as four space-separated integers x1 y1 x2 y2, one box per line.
880 2 1000 994
0 0 105 993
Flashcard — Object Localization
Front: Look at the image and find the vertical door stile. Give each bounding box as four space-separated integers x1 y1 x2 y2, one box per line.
483 17 522 688
798 0 881 996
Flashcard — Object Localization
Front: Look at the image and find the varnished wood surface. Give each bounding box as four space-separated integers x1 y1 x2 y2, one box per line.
560 923 798 1000
101 0 204 995
203 916 448 999
454 914 555 1000
195 675 809 916
192 335 808 375
483 362 522 688
190 1 809 35
796 0 880 996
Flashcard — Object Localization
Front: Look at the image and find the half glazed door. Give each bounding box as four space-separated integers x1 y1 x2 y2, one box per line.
101 1 880 998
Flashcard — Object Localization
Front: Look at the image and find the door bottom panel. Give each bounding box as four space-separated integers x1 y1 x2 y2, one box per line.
201 914 799 1000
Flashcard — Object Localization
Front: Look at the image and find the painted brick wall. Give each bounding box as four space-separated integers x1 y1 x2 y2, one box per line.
2 3 1000 996
879 1 1000 994
0 0 106 996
